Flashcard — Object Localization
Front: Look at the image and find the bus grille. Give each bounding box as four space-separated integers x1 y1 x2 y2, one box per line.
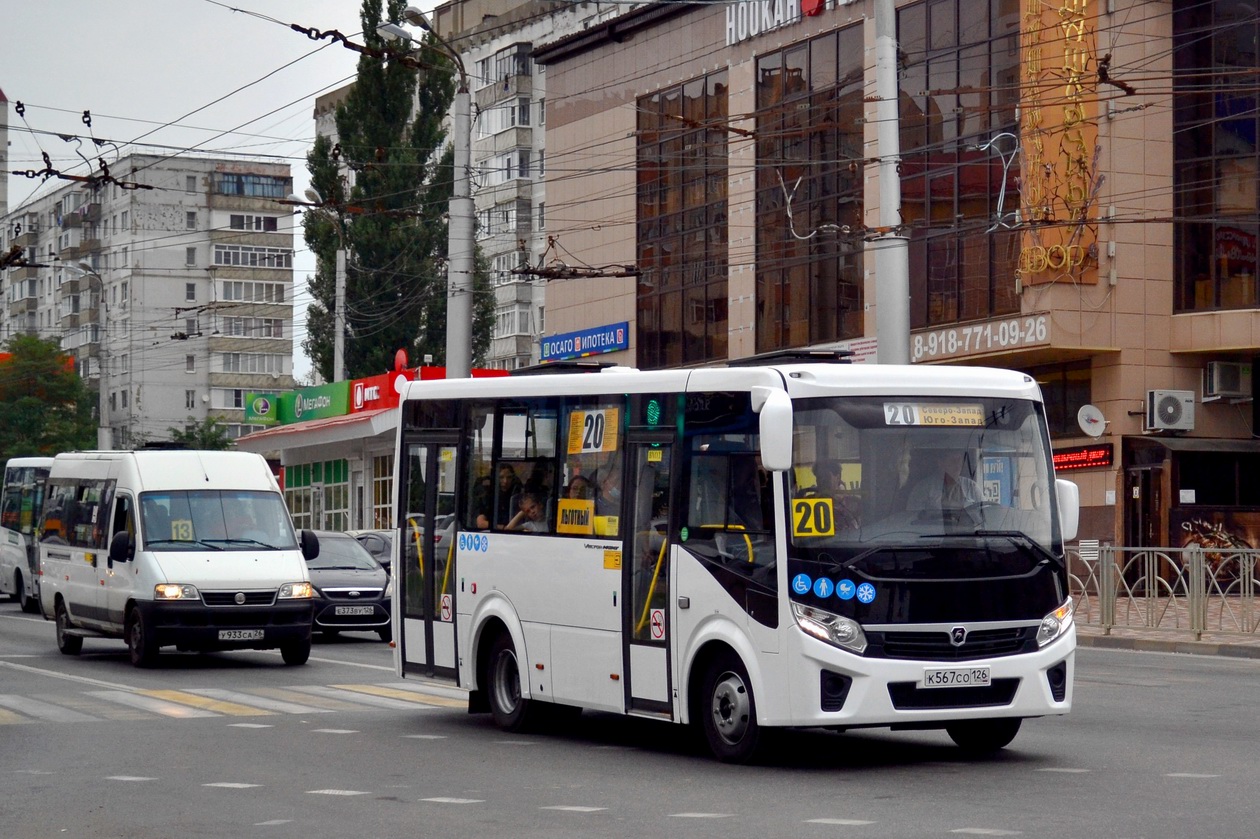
867 627 1036 661
888 678 1020 710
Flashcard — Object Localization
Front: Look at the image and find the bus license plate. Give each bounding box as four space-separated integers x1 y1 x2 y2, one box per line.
335 605 374 616
218 629 264 641
922 666 991 689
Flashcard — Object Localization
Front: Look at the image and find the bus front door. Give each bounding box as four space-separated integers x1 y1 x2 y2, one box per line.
398 439 459 680
625 441 673 717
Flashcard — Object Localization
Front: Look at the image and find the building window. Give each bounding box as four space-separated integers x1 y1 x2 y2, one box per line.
186 175 197 193
186 283 196 301
186 390 196 409
1174 2 1260 311
220 281 286 303
897 0 1021 328
1021 361 1091 437
211 173 291 198
186 246 196 266
186 355 195 373
229 214 279 232
637 69 730 368
213 244 292 269
186 211 197 230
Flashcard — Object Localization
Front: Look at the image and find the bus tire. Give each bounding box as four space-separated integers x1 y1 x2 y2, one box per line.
699 651 762 763
280 638 312 666
16 571 38 613
127 609 159 667
946 718 1022 754
487 633 534 731
55 599 82 656
8 572 21 603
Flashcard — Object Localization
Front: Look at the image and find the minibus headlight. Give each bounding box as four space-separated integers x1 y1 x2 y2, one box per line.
279 581 314 600
1036 598 1075 647
792 603 867 655
154 584 199 601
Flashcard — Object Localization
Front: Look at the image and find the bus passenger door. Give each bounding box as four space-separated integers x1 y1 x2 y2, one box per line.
398 438 459 680
624 440 673 717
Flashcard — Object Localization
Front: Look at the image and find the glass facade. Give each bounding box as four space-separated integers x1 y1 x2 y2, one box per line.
755 23 865 351
898 0 1022 328
636 71 730 369
1174 0 1260 311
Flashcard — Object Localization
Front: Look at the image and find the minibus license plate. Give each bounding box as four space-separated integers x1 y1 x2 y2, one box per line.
218 629 264 641
335 605 375 616
922 666 990 689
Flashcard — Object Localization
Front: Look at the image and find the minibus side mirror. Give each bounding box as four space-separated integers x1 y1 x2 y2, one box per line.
752 386 793 472
300 529 320 561
109 531 134 566
1055 478 1079 543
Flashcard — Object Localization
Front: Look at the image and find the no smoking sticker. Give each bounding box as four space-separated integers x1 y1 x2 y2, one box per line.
650 609 665 641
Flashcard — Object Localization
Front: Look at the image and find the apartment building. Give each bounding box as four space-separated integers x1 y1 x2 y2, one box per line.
1 152 297 446
532 0 1260 550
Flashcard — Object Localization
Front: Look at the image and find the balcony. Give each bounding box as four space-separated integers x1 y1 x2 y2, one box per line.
8 264 40 281
58 275 82 298
13 225 40 249
8 295 38 317
60 311 81 330
475 73 532 111
59 237 101 261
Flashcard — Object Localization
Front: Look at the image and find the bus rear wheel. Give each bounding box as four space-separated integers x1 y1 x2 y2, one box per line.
699 651 762 763
15 571 38 613
487 633 535 731
946 718 1022 754
55 600 82 656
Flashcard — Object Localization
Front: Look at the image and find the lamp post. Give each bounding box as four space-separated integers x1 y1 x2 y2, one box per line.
63 262 110 449
379 7 473 379
283 189 346 382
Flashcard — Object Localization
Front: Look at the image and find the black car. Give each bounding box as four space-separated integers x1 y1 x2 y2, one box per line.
307 531 392 641
350 529 393 573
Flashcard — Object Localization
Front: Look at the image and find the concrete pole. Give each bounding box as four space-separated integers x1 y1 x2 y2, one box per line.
445 85 474 379
873 0 911 364
335 247 346 381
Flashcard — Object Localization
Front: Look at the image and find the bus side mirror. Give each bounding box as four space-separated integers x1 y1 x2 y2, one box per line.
753 387 793 473
300 529 320 561
1055 478 1079 543
109 531 134 565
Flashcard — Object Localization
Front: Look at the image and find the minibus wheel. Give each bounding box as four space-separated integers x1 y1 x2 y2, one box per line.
281 638 311 665
487 633 535 731
946 718 1022 754
127 609 159 667
699 651 762 763
55 600 82 656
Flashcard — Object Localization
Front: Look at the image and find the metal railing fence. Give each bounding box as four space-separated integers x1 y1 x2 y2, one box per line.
1067 542 1260 639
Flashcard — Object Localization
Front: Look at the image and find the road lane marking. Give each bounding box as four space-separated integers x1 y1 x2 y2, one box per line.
86 690 219 719
228 723 273 728
308 789 371 796
1166 773 1219 778
255 820 292 826
107 776 157 782
312 728 359 734
807 818 876 825
0 694 97 722
0 660 136 690
542 806 606 812
139 689 277 716
203 782 262 788
949 830 1021 836
184 688 332 715
421 797 484 804
402 734 447 740
670 813 733 818
1037 768 1091 773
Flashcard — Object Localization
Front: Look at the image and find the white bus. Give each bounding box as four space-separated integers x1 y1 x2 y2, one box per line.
0 456 54 612
391 354 1080 762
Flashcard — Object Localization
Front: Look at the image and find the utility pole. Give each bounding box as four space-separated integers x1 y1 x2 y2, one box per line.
872 0 910 364
334 246 346 381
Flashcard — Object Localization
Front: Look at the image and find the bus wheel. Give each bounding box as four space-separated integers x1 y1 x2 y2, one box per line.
15 572 37 613
55 600 82 656
700 651 762 763
946 718 1022 754
487 633 534 731
280 638 312 665
127 610 159 667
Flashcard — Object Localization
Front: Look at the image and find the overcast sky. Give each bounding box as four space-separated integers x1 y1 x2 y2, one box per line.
4 0 432 380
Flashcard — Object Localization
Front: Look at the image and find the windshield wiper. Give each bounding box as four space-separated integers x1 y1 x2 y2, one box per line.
205 538 278 549
145 538 222 551
972 529 1062 567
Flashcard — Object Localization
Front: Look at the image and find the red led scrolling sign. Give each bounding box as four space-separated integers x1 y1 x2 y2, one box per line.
1052 444 1113 471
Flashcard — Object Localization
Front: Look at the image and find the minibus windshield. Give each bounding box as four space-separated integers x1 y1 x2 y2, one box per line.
140 490 298 551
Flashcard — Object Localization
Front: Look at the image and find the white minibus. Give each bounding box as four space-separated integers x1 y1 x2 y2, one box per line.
38 450 319 666
0 456 54 612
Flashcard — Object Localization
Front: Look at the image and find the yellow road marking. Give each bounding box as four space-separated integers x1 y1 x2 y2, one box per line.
253 688 360 711
139 690 276 716
0 708 25 725
330 684 466 709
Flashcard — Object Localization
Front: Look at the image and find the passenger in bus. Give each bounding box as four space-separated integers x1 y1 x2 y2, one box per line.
566 474 593 500
478 465 522 530
505 491 550 533
810 459 860 530
595 462 622 516
470 475 494 530
906 448 983 511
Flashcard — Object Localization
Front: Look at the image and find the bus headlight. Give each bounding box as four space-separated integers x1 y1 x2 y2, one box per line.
792 603 867 655
278 582 314 600
154 584 199 601
1036 598 1074 647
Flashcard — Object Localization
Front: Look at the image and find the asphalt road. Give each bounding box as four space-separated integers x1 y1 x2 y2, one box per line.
2 600 1258 838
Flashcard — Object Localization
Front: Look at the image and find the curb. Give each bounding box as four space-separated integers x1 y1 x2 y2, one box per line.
1076 631 1260 660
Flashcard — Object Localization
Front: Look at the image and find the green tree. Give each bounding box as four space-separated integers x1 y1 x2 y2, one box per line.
302 0 493 381
166 417 232 450
0 335 96 461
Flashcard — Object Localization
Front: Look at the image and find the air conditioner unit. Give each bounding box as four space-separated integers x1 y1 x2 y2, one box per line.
1146 389 1195 432
1203 361 1252 400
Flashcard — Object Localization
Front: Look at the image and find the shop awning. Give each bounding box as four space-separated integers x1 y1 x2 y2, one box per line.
233 407 398 453
1130 436 1260 454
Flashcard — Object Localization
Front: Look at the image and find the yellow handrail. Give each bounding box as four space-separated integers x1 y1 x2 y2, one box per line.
635 533 669 635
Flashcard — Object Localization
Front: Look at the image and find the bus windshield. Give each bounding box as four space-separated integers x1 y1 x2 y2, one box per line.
139 490 298 551
788 395 1058 578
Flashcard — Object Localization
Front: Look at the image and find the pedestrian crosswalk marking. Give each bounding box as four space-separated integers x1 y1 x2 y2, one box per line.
0 707 24 725
139 689 277 717
184 688 332 715
288 684 428 710
0 694 96 722
86 690 219 719
331 683 463 708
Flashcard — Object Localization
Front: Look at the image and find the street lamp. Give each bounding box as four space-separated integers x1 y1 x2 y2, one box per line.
284 188 346 382
379 6 474 379
62 262 110 450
